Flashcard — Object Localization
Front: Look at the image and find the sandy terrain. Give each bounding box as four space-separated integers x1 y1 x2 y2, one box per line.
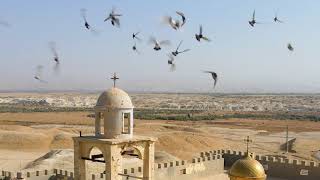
0 112 319 173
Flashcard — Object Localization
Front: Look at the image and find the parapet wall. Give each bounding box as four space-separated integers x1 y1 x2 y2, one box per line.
199 149 320 180
0 155 224 180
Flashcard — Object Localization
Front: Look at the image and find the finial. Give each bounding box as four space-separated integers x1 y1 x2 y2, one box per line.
110 72 119 88
244 136 252 156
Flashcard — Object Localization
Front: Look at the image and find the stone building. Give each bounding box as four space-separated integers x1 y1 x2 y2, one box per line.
73 75 156 180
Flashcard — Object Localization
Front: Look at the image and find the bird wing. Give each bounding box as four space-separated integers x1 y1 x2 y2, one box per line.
163 16 175 27
176 11 186 26
277 19 284 23
203 70 214 74
49 41 58 57
80 8 87 21
170 63 176 72
134 31 140 36
252 10 255 20
213 73 218 87
104 16 111 22
111 6 116 15
202 36 211 42
112 14 122 17
35 65 43 77
159 40 171 46
113 18 120 27
149 36 158 45
203 71 218 87
176 40 183 51
179 49 190 53
199 25 203 35
135 36 142 42
167 54 174 62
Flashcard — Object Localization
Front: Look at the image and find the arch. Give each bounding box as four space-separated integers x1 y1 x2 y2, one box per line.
84 146 107 178
120 145 143 160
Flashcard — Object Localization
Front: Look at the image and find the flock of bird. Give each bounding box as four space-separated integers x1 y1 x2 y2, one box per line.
1 7 295 89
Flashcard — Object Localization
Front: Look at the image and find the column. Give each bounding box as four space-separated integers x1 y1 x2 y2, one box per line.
105 145 122 180
73 139 86 180
143 141 155 180
129 110 134 136
95 112 101 136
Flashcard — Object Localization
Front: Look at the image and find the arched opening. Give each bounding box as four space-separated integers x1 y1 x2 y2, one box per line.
120 145 143 178
85 146 105 179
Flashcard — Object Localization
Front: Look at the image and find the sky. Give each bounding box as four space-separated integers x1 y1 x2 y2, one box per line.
0 0 320 93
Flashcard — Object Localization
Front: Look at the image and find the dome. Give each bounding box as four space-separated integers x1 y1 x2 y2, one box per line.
229 155 266 180
95 87 133 109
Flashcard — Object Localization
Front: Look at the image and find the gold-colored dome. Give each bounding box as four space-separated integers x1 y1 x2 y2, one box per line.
228 155 266 180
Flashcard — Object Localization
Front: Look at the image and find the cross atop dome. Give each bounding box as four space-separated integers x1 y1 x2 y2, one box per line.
244 136 253 155
110 72 119 88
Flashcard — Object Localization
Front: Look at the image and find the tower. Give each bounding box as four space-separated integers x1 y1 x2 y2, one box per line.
73 73 156 180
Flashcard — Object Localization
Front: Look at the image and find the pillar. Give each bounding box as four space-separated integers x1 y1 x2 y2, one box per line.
129 110 134 136
105 145 122 180
95 112 101 136
143 141 155 180
74 140 86 180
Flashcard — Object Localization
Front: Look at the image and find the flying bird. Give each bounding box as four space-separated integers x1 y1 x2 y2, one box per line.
172 40 190 56
132 42 140 54
195 25 211 42
132 31 142 42
34 65 47 83
248 10 261 27
273 12 284 23
203 71 218 88
167 54 176 71
81 8 90 29
49 41 60 72
149 37 170 51
104 7 122 27
287 43 294 51
163 11 186 30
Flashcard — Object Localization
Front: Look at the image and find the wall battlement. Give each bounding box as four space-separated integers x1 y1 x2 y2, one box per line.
2 149 319 180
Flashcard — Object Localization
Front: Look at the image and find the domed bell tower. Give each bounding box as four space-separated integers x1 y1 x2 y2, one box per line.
73 73 156 180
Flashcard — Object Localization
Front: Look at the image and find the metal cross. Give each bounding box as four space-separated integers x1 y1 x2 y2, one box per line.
111 73 119 88
244 136 253 155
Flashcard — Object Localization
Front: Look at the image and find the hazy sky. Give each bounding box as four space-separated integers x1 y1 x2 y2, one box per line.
0 0 320 93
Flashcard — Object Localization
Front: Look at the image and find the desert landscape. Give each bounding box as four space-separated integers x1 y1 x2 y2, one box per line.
0 92 319 176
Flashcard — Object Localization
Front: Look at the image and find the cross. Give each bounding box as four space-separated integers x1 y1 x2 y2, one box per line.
244 136 253 155
110 73 119 88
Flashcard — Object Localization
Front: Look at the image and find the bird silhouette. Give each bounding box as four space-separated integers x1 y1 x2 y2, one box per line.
167 54 176 71
287 43 294 51
203 71 218 88
132 31 142 42
81 8 90 29
104 7 122 27
149 37 170 51
274 11 284 23
172 40 190 56
132 42 140 54
34 65 47 83
163 11 186 30
49 41 60 73
248 10 261 27
195 25 210 42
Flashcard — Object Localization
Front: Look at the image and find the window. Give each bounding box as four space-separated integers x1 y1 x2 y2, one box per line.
122 113 130 134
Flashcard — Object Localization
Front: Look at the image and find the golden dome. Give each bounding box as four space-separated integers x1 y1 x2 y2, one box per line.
228 155 266 180
95 87 133 109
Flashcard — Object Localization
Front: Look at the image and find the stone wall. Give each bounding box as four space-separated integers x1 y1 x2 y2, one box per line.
0 154 224 180
216 149 320 180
